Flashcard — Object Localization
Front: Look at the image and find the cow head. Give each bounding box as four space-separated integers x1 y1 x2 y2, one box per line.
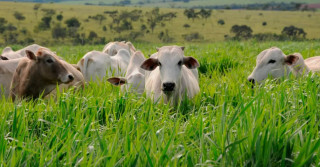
247 47 299 84
25 48 74 84
141 46 199 95
0 55 8 60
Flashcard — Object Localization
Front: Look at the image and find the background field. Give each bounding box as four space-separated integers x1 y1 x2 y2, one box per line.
1 41 320 166
1 0 320 7
0 1 319 45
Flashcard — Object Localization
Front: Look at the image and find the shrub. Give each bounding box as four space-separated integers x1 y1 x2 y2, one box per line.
230 24 252 40
182 32 204 41
65 17 81 28
218 19 225 25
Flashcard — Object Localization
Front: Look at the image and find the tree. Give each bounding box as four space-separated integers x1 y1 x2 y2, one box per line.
56 14 63 21
198 9 212 20
41 16 52 29
41 8 56 17
230 25 253 39
13 11 26 26
218 19 225 25
51 24 67 39
146 8 176 33
89 14 106 25
281 25 306 38
0 17 8 33
88 31 98 40
183 9 199 21
183 24 190 29
65 18 81 28
33 3 41 19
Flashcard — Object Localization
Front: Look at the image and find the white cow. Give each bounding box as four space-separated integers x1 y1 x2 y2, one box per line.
107 51 146 94
305 56 320 72
0 58 23 97
1 44 42 59
247 47 310 84
140 46 200 105
77 49 130 82
102 41 136 56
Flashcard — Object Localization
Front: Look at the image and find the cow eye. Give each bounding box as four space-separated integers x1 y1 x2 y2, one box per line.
46 59 54 63
178 61 182 66
158 62 162 67
268 59 276 64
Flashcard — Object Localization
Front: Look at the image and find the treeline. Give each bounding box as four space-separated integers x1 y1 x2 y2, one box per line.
191 2 316 11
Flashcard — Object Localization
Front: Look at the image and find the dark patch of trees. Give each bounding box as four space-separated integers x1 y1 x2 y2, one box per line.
281 25 306 39
230 25 253 40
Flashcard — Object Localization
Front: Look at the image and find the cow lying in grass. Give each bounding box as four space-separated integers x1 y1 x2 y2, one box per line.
1 44 42 59
107 51 146 94
77 49 130 82
140 46 200 105
102 41 136 56
9 48 83 100
247 47 319 84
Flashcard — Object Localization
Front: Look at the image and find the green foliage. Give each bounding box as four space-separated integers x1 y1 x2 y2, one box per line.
65 17 81 28
230 24 253 40
0 41 320 166
51 23 67 39
56 14 63 21
13 11 25 21
282 25 306 39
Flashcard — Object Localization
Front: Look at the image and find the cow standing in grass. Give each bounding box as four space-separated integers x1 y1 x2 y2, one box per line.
140 46 200 105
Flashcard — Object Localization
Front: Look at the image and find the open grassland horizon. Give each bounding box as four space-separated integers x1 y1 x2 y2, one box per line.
1 41 320 166
0 1 319 45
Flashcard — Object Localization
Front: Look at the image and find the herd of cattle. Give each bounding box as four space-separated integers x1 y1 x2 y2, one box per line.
0 42 200 105
1 42 319 105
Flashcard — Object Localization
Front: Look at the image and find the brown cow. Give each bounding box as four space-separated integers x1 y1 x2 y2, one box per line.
10 48 74 100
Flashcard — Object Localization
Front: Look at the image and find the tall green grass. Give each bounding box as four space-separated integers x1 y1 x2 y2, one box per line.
0 41 320 166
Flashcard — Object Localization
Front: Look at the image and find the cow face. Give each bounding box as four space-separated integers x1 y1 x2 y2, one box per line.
247 47 299 84
25 49 74 84
141 46 199 95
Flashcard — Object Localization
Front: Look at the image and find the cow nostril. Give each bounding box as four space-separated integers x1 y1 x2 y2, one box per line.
163 82 175 91
248 78 255 84
68 74 74 81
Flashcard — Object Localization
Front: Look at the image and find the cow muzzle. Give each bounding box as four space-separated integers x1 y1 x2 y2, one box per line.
162 82 175 93
60 73 74 83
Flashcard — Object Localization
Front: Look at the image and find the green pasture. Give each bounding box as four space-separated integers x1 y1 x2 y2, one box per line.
1 41 320 166
0 1 319 44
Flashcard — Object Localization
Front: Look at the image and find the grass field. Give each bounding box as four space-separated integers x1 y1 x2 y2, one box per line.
1 41 320 166
0 2 319 45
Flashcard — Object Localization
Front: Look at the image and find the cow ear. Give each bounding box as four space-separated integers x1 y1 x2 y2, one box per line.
183 56 200 69
71 64 81 71
285 54 299 65
107 77 127 86
0 55 8 60
26 50 37 61
181 46 185 51
141 58 159 71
